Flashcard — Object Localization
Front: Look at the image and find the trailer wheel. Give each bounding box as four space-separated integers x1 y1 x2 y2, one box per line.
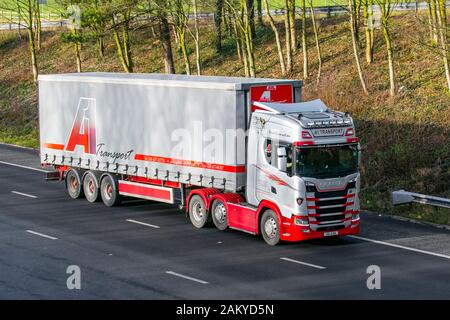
188 195 210 228
66 169 84 199
260 210 280 246
83 171 100 203
211 199 228 231
100 174 121 207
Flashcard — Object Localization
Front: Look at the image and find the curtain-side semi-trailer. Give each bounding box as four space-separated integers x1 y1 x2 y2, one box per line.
38 73 361 245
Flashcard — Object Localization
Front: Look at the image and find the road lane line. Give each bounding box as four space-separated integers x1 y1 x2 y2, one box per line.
165 271 209 284
0 160 48 173
11 191 38 199
348 235 450 260
280 257 327 270
126 219 160 229
26 230 58 240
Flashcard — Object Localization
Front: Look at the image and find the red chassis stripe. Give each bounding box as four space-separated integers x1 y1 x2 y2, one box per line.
134 154 245 173
43 143 65 150
118 181 173 203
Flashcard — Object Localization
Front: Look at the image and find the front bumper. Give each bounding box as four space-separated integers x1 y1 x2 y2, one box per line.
280 219 360 242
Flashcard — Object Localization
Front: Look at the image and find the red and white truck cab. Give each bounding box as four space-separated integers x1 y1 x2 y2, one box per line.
241 100 361 245
38 73 360 245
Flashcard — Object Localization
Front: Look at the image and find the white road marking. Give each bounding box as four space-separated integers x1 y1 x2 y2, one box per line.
0 160 48 173
348 235 450 260
26 230 58 240
280 257 327 270
165 271 209 285
126 219 160 229
11 191 38 199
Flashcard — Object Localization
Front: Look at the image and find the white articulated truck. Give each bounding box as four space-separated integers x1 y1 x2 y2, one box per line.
39 73 361 245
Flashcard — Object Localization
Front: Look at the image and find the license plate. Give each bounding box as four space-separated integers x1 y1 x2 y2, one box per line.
324 231 339 237
312 128 345 137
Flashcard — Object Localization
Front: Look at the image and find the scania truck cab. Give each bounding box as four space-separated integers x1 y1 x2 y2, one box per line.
242 99 361 245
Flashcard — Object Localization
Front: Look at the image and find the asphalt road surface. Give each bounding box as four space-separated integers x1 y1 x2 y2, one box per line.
1 143 450 299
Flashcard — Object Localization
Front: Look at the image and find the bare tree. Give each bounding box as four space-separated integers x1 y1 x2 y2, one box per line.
289 0 296 51
284 0 292 72
192 0 202 75
171 0 191 75
309 0 322 86
435 0 450 90
363 0 374 64
263 0 286 75
301 0 308 79
348 0 369 95
376 0 396 97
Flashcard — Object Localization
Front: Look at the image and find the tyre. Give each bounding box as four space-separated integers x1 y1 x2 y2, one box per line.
260 210 280 246
100 174 121 207
188 195 210 228
211 199 228 231
66 169 84 199
83 171 100 203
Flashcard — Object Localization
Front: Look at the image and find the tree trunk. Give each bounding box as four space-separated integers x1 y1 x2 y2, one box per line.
348 0 369 95
180 31 191 75
436 0 450 90
256 0 263 25
35 0 41 50
363 0 373 64
247 0 256 40
97 37 105 58
301 0 308 79
263 0 286 75
26 0 38 82
193 0 202 75
381 20 395 96
215 0 224 52
289 0 297 51
429 0 439 43
284 0 292 72
243 0 256 77
159 14 175 74
309 0 322 87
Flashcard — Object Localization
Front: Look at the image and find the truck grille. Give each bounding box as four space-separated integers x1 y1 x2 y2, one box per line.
307 181 356 231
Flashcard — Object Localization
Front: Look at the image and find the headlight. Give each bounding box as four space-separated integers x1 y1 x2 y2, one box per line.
294 217 309 226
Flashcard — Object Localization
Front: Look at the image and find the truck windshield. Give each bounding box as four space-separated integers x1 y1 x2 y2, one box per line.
295 145 359 178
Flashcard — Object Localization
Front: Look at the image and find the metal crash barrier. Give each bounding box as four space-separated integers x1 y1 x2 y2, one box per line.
392 190 450 209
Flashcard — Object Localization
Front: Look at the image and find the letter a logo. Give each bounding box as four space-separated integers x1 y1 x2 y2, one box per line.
66 98 96 154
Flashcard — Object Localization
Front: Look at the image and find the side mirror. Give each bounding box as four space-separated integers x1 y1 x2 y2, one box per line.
277 147 287 172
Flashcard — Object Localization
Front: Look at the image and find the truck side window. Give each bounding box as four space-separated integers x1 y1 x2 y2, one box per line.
264 139 277 167
285 145 293 176
264 139 293 176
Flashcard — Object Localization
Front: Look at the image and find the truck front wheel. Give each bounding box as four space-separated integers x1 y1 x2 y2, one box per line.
211 199 228 231
83 171 100 203
188 195 210 228
260 210 280 246
66 169 84 199
100 174 121 207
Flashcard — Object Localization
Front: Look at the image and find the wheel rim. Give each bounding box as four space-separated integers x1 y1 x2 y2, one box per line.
264 217 278 239
69 176 78 191
192 201 204 222
104 182 113 200
88 178 95 195
214 202 226 224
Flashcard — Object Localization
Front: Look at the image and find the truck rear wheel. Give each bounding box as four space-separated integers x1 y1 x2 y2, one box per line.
188 195 210 228
211 199 228 231
100 174 121 207
260 210 280 246
83 171 100 203
66 169 84 199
